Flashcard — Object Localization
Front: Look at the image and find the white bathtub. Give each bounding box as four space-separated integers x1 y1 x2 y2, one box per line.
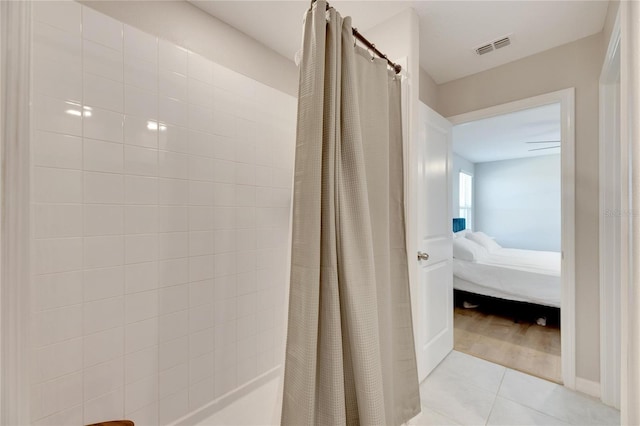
172 367 283 426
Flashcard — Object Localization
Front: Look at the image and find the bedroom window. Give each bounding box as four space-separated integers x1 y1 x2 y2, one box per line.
459 171 473 230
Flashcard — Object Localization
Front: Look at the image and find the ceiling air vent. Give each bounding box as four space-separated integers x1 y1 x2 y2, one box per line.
493 37 511 50
475 44 494 56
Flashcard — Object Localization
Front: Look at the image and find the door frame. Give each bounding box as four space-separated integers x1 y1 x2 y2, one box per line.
447 88 576 389
599 9 621 408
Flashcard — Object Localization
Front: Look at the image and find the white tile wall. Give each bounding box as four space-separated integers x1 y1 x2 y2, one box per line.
30 2 295 424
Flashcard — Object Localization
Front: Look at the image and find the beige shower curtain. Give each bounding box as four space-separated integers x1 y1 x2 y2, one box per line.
281 1 420 424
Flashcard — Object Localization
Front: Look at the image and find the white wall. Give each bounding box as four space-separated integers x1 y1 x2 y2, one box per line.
29 2 296 424
475 155 561 251
451 153 475 227
437 32 604 383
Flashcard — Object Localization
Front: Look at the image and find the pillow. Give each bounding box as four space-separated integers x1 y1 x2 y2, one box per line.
453 229 471 239
466 231 502 253
453 237 488 261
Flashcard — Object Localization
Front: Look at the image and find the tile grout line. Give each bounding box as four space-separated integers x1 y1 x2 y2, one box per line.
484 367 507 425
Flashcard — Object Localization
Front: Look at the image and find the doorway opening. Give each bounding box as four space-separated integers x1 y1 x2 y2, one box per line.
447 89 576 388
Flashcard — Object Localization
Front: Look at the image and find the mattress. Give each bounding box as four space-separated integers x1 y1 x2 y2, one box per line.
453 248 561 308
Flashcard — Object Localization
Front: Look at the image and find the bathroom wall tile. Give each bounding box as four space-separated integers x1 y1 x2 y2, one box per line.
189 279 214 307
125 346 158 385
125 85 158 119
125 375 158 415
125 234 158 264
83 387 125 426
33 405 83 426
84 73 124 112
189 156 214 182
189 255 214 282
33 1 81 34
33 56 82 103
159 310 189 343
83 266 124 302
82 6 122 51
33 131 82 169
188 78 214 109
188 130 216 158
213 183 236 207
189 181 214 206
159 40 187 75
189 304 214 333
34 167 82 204
125 289 158 324
83 107 124 143
212 160 235 184
34 304 82 347
125 175 158 205
83 357 124 402
34 237 83 275
212 109 237 138
124 145 157 177
188 206 213 231
158 232 188 260
213 229 235 254
84 235 124 269
159 336 189 371
214 364 237 398
31 371 83 420
189 231 214 257
214 345 236 375
214 252 236 278
212 135 236 161
124 261 158 294
34 96 82 136
125 59 158 93
33 338 83 383
127 402 159 426
83 296 124 334
34 204 83 238
84 40 123 82
160 70 187 102
214 275 236 301
158 363 189 400
124 205 158 235
189 328 214 359
189 376 214 410
237 355 257 385
124 25 157 64
158 258 189 288
159 206 188 233
215 207 237 230
187 52 212 84
159 388 188 425
84 204 124 236
188 104 213 134
159 124 189 153
84 138 124 173
124 115 159 148
159 151 189 179
160 97 188 127
189 352 214 384
158 178 189 206
33 22 81 69
236 185 255 207
125 317 158 354
159 284 189 315
84 172 124 204
34 271 83 311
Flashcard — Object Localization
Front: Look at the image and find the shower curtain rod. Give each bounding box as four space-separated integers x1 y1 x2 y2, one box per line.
310 0 402 74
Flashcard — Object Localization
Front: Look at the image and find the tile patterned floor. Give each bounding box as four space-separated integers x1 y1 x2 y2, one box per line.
410 351 620 426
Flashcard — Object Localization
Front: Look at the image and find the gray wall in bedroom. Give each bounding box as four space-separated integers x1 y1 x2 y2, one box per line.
452 154 475 228
475 154 561 252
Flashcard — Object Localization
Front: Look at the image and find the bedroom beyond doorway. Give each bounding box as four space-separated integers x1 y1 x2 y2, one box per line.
449 101 564 384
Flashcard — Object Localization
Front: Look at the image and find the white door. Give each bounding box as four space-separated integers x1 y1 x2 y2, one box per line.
416 102 453 382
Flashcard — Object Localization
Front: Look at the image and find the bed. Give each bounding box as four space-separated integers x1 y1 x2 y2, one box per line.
452 225 561 308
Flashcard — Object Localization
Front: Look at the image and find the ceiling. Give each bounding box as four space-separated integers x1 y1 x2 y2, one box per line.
452 103 561 163
190 0 609 84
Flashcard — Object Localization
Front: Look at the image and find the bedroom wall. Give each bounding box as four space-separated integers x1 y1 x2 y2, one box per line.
452 153 475 227
475 155 561 252
437 32 605 383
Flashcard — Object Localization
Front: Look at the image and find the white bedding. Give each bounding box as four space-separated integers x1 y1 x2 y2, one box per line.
453 248 561 308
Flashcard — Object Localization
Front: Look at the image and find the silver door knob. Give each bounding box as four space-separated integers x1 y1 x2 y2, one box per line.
417 252 429 261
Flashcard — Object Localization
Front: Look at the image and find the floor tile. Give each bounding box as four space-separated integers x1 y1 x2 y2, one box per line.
430 350 506 394
420 367 496 425
408 406 460 425
498 369 620 425
487 396 568 425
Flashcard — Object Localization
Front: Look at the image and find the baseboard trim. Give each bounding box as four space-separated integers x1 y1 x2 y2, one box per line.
171 366 282 426
575 377 601 399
